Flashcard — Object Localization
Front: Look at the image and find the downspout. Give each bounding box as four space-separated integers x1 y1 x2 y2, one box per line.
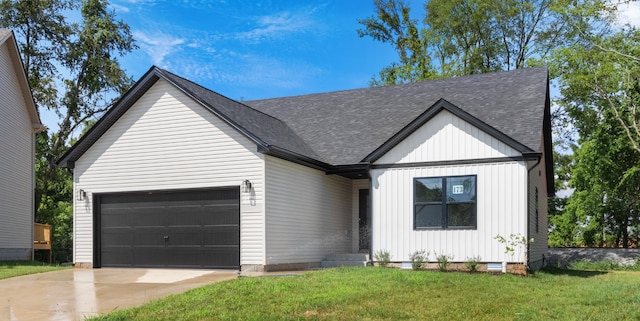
525 155 542 271
368 167 374 266
32 125 45 261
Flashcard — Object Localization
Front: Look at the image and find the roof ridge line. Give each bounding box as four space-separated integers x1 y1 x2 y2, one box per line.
155 68 290 125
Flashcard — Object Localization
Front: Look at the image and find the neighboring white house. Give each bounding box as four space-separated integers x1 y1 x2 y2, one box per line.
0 29 44 260
58 66 553 272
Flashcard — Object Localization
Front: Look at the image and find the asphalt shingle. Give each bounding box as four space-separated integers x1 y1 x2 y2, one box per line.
245 67 549 165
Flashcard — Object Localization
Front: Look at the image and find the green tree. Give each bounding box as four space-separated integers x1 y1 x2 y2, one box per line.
0 0 135 262
551 6 640 247
357 0 436 85
358 0 574 85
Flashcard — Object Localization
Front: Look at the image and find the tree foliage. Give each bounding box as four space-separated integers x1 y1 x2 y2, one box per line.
549 2 640 248
358 0 574 85
0 0 135 262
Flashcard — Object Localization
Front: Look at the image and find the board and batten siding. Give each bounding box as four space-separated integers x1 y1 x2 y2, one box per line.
372 109 528 263
73 79 265 267
264 156 352 266
528 133 549 269
0 43 34 260
376 110 521 164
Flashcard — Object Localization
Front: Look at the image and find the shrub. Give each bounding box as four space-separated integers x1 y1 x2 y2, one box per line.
465 256 482 272
374 249 391 267
409 250 428 270
436 254 453 272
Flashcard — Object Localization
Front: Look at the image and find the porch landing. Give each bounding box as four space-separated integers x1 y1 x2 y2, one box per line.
321 253 370 268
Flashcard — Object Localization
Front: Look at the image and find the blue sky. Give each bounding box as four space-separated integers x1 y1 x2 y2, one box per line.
108 0 413 101
40 0 640 132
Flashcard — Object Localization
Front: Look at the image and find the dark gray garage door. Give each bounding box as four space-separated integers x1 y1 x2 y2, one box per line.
96 188 239 269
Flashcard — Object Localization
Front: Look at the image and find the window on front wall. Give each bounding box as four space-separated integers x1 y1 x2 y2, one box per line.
414 175 477 229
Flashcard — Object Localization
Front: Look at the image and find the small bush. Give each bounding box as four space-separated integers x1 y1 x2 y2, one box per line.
465 256 482 272
570 257 640 271
570 259 620 271
409 250 428 270
374 249 391 267
436 254 453 272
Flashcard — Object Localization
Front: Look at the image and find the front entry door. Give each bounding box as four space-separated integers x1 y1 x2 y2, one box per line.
359 189 370 251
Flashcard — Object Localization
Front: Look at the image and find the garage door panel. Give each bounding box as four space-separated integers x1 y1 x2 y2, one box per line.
101 248 134 267
167 228 204 246
99 187 240 269
166 206 203 226
101 206 133 227
203 206 240 225
102 228 134 246
207 248 240 268
133 207 166 227
133 247 166 267
134 229 167 246
204 226 240 246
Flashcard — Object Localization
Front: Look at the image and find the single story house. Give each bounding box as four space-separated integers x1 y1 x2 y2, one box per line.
0 29 44 260
58 66 553 271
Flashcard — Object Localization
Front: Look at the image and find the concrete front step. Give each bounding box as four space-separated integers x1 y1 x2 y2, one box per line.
323 253 370 261
321 260 368 268
320 253 370 268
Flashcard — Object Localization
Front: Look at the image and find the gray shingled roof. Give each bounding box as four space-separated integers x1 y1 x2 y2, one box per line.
158 69 321 160
245 67 548 165
59 66 549 172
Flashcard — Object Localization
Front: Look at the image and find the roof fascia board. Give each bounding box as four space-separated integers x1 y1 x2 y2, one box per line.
261 145 331 172
543 78 555 196
2 30 43 131
57 67 161 167
155 69 270 150
363 98 535 163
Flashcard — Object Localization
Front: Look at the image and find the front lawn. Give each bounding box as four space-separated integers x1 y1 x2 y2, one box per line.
89 267 639 321
0 260 70 280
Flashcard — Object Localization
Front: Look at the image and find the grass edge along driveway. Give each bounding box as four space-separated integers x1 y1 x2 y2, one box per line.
0 260 70 280
89 267 640 321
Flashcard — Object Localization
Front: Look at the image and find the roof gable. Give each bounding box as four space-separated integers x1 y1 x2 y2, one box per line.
0 29 42 131
367 98 536 164
58 66 320 168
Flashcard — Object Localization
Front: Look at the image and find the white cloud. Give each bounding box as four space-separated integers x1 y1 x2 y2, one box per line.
109 3 130 13
133 31 185 67
615 2 640 27
236 10 317 43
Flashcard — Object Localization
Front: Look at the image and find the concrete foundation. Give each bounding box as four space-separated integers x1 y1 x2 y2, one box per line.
0 248 31 261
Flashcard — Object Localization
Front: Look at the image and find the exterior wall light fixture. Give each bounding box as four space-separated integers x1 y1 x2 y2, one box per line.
242 180 252 193
76 189 86 201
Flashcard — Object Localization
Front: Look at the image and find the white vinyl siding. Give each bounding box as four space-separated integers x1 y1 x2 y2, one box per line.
528 133 549 269
264 156 352 265
372 109 529 264
73 79 265 266
376 110 520 164
0 42 34 258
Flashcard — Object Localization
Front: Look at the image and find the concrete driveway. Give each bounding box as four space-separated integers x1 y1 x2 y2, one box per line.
0 268 238 321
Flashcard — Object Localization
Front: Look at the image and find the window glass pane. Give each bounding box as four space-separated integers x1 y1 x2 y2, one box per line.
446 176 476 203
415 204 442 228
447 203 476 227
415 178 443 202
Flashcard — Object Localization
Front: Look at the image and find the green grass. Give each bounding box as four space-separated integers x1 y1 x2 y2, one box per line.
0 260 70 280
89 267 640 321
